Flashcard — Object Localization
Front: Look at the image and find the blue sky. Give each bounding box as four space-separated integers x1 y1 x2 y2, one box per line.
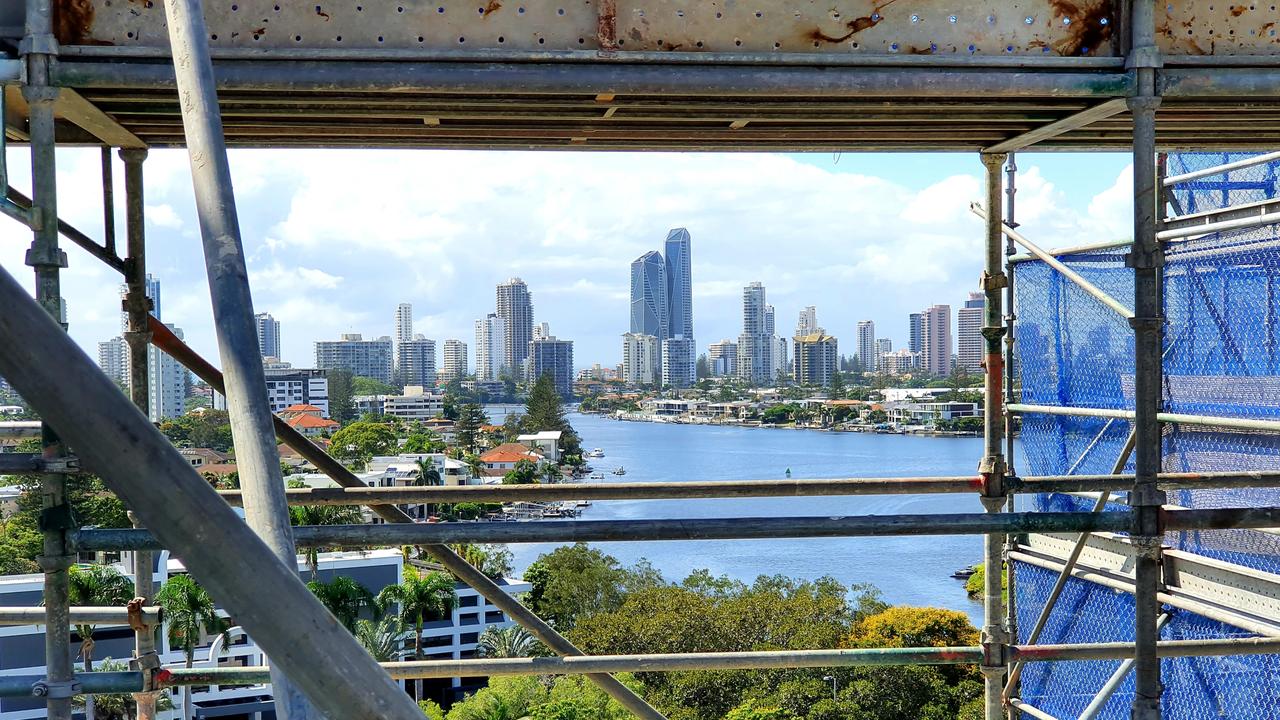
0 149 1132 373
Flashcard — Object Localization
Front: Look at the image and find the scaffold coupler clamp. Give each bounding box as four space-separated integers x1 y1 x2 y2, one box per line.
130 650 163 693
981 270 1008 294
31 679 80 699
979 457 1007 502
980 631 1009 674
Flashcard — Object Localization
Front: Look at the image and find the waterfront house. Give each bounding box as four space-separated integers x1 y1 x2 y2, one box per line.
888 401 981 427
516 431 563 462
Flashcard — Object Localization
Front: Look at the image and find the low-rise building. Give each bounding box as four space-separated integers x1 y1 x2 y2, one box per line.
888 401 980 426
517 431 563 463
478 443 545 478
639 398 709 417
383 386 445 422
0 549 529 717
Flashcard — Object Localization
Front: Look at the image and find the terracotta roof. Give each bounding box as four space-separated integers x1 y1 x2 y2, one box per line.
286 414 339 430
198 462 238 476
480 442 542 463
281 404 324 414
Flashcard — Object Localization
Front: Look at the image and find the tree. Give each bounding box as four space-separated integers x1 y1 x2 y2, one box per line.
502 458 540 485
523 544 662 631
290 504 364 578
444 675 547 720
403 432 446 454
455 403 489 453
68 565 135 720
726 699 789 719
696 353 711 380
329 421 397 468
524 373 581 456
476 624 546 658
449 543 513 579
308 576 377 632
158 410 234 452
829 371 846 400
377 570 458 698
155 574 228 720
414 458 443 487
353 376 398 395
419 699 446 720
327 368 356 423
355 615 405 662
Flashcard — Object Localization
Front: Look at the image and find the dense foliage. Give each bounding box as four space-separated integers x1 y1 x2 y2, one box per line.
158 410 234 452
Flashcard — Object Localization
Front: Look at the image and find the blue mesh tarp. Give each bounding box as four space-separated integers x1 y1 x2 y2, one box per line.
1012 152 1280 717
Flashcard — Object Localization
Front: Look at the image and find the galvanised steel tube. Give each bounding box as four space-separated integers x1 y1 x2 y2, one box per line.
1012 470 1280 493
0 607 161 626
76 512 1140 552
0 672 143 698
148 299 667 719
50 61 1133 98
1078 614 1172 720
4 186 129 275
1008 699 1061 720
159 1 330 717
119 145 159 720
218 477 987 506
0 266 425 720
1129 6 1166 709
1007 403 1280 433
978 151 1009 720
1162 151 1280 186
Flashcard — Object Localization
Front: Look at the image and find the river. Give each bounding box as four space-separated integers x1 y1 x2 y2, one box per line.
488 407 988 621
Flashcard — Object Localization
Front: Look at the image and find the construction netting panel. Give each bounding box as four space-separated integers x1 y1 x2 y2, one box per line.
1011 152 1280 717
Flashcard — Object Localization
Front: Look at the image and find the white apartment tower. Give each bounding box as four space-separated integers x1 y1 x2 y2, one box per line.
737 282 772 383
496 278 534 373
920 304 953 376
796 306 818 336
875 338 893 370
957 293 985 374
622 333 660 385
97 337 127 385
662 336 697 388
397 335 437 387
708 340 737 377
255 312 281 360
857 320 877 372
474 313 506 381
442 339 469 381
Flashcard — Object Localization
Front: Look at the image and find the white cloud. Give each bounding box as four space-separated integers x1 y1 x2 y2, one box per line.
1 147 1132 370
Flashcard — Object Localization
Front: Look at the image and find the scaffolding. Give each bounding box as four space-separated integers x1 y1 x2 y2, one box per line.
2 2 1280 719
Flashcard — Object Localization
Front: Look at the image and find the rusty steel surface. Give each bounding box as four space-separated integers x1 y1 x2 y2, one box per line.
1 2 1279 151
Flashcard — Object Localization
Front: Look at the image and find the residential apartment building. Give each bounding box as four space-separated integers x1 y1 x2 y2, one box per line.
737 282 772 383
796 306 818 337
474 313 506 381
881 349 922 376
255 312 281 360
496 278 534 372
708 339 737 376
383 385 445 422
661 336 696 388
909 312 924 354
875 338 893 370
441 339 468 381
0 550 529 718
793 332 839 386
957 292 985 374
314 333 394 384
215 364 331 417
527 336 574 398
622 332 660 385
857 320 876 372
919 304 953 376
149 323 188 420
97 336 126 384
396 336 438 387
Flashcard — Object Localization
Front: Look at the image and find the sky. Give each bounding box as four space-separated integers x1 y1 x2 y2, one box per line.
0 148 1133 373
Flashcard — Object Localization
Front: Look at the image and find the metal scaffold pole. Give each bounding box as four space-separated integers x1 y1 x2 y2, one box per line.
22 1 74 718
1128 2 1166 718
1002 152 1020 717
120 146 160 720
979 151 1010 720
156 0 413 717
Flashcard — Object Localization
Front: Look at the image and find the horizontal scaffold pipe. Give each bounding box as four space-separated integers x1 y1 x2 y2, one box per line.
49 61 1133 98
1007 403 1280 433
218 470 1280 507
0 606 161 626
4 635 1280 698
75 512 1139 551
1162 151 1280 186
222 477 988 505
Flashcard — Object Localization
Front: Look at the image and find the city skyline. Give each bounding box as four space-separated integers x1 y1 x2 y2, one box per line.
6 148 1135 373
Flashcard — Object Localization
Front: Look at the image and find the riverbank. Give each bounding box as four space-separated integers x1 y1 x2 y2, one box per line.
589 408 982 438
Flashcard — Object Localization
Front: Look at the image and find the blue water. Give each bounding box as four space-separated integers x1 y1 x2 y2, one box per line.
498 409 987 620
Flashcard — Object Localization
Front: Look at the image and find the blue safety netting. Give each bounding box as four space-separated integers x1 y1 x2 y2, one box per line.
1011 152 1280 718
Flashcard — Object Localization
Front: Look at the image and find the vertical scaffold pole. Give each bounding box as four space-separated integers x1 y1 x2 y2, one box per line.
979 152 1009 720
23 1 73 719
158 0 394 717
1002 153 1020 707
121 147 160 720
1128 2 1165 718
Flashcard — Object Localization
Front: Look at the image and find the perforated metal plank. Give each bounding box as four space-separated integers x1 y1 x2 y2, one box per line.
55 0 1121 56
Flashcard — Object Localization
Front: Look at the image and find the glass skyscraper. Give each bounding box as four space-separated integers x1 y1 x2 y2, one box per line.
664 228 693 340
629 250 667 338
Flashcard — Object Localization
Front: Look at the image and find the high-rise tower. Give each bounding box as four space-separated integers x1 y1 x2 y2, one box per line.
496 278 534 373
664 228 694 340
629 250 667 339
255 312 281 360
737 282 771 383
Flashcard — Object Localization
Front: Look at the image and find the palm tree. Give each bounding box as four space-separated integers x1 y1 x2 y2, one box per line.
354 615 405 662
289 504 363 579
415 458 443 518
476 625 544 659
155 574 228 720
376 570 457 698
67 565 135 720
307 576 376 632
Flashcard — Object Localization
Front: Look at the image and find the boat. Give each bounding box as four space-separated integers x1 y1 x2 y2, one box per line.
612 467 627 476
590 472 605 480
588 448 605 458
